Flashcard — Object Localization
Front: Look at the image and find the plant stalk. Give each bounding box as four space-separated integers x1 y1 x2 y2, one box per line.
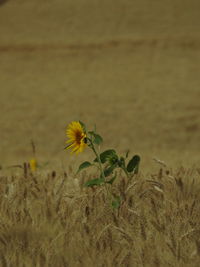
88 139 106 181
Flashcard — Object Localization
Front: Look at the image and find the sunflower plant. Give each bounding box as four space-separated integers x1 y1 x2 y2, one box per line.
65 121 140 208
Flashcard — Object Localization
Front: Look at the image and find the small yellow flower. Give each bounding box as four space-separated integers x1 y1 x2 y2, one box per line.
29 159 37 172
65 121 87 154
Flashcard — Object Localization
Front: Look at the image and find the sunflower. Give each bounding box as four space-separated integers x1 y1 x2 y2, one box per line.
65 121 87 154
29 159 37 172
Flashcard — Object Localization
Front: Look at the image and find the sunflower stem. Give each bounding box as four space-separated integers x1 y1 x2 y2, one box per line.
89 139 105 181
88 139 114 205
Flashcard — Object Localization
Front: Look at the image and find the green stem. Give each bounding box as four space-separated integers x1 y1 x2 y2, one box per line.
118 157 131 179
88 138 112 204
88 139 105 181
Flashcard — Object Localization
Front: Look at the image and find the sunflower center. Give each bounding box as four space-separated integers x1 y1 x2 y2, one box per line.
75 130 84 144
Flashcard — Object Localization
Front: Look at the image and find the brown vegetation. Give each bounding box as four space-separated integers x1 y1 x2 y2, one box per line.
0 166 199 266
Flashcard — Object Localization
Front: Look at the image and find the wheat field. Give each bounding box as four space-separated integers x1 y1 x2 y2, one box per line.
1 0 200 266
0 165 200 266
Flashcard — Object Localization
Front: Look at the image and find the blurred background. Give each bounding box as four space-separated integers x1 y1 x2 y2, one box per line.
0 0 200 171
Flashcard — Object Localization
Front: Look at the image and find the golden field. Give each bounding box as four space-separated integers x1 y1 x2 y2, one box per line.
0 0 200 266
0 166 200 266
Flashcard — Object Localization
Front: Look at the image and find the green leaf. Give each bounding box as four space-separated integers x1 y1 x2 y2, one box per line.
127 155 140 173
77 161 92 174
112 196 121 209
94 149 116 163
104 164 117 177
84 178 104 187
88 131 103 145
93 134 103 145
106 173 117 184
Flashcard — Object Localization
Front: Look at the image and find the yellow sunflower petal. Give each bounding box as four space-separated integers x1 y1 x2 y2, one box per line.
65 121 87 154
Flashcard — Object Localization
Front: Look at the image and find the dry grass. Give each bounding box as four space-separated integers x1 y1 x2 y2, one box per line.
0 166 200 266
